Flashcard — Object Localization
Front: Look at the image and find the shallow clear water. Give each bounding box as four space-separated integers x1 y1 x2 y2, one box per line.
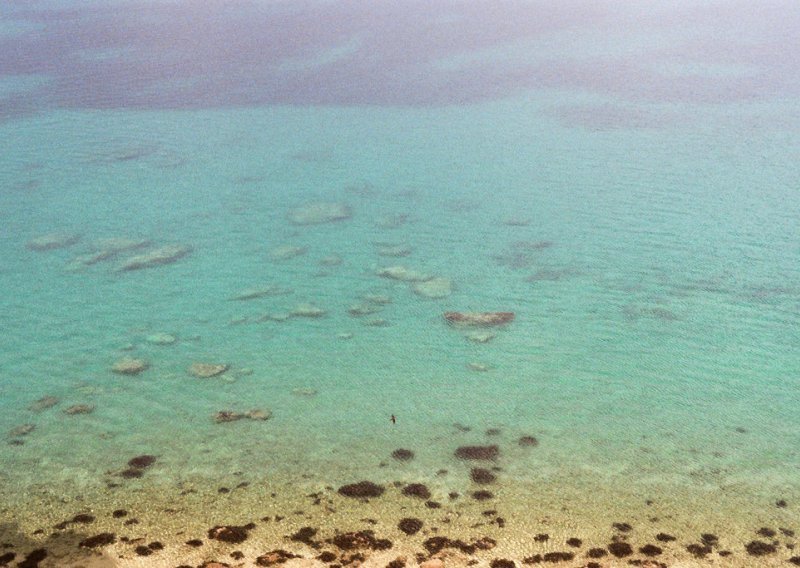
1 2 799 566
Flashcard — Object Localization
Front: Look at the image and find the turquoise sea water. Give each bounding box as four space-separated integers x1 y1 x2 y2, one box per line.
1 2 800 565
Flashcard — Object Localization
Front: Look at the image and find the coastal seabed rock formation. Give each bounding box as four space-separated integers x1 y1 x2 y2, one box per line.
189 363 229 378
444 312 515 327
26 232 81 251
117 244 192 271
287 202 351 225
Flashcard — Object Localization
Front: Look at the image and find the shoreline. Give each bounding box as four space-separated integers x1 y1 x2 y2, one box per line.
2 471 798 568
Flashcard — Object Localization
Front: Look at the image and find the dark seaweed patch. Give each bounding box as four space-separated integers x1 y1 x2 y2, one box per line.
338 481 385 498
455 445 499 460
612 522 632 532
330 530 392 551
533 533 549 542
119 468 143 479
79 533 116 548
700 533 718 546
386 558 406 568
391 449 414 461
398 518 423 535
685 543 712 558
639 544 662 556
0 552 15 566
655 532 676 542
208 525 251 544
255 549 300 566
470 468 496 484
789 556 800 566
111 509 128 518
128 455 156 469
586 547 606 558
16 548 46 568
744 540 776 556
490 559 515 568
566 538 582 547
607 542 632 557
185 539 203 547
290 527 318 545
471 490 494 501
134 545 153 556
756 527 776 538
518 436 538 447
402 484 431 499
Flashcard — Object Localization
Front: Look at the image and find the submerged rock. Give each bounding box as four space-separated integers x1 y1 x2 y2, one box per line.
319 254 343 266
245 409 272 421
412 277 452 299
8 423 35 438
348 302 382 317
467 362 491 372
26 232 81 251
292 387 318 397
213 410 245 423
288 202 351 225
189 363 229 378
64 404 95 415
465 331 495 343
376 244 412 257
291 303 327 318
444 312 514 327
145 332 176 345
28 396 60 412
377 266 432 282
68 238 151 269
214 409 272 423
269 245 307 261
230 285 291 301
112 358 149 375
117 244 192 271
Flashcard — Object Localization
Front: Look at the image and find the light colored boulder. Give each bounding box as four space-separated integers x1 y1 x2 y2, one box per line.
112 358 149 375
377 266 432 282
412 277 452 299
27 232 81 251
189 363 229 378
118 244 192 271
269 245 307 261
291 303 327 318
145 332 176 345
288 202 350 225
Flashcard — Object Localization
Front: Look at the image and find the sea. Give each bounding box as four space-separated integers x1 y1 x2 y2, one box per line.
0 2 799 567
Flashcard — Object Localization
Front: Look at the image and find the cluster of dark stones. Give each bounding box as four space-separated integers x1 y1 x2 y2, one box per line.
78 533 116 548
422 535 496 555
133 541 163 556
207 523 256 544
252 549 299 566
53 512 95 530
289 526 318 546
524 550 577 563
120 454 157 479
328 530 392 552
